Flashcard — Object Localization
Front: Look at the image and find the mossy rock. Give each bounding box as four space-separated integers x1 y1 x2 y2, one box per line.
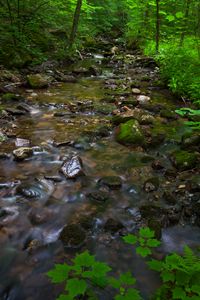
27 74 52 88
1 93 20 101
98 176 122 190
59 224 86 248
115 119 145 146
171 150 198 171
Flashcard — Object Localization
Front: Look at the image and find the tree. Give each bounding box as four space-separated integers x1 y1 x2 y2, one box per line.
69 0 83 48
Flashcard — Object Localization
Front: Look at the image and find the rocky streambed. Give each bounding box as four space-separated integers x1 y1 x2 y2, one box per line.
0 50 200 299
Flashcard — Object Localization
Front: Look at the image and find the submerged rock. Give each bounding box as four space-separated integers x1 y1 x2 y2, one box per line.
144 177 159 192
61 156 84 179
87 191 110 202
15 138 30 147
171 150 198 171
59 224 86 248
13 147 33 160
104 218 124 233
115 119 145 146
98 176 122 190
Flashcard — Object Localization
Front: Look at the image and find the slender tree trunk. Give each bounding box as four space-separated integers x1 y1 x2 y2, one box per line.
17 0 21 34
195 2 200 58
155 0 160 53
69 0 82 48
180 0 191 47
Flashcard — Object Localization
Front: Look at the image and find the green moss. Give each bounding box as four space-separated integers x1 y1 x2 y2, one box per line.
115 119 145 146
171 150 198 171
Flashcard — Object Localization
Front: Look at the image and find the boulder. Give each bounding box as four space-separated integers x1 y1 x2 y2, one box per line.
27 74 52 88
115 119 145 146
13 147 33 160
61 156 84 179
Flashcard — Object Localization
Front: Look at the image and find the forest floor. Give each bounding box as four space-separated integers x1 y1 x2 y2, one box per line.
0 43 200 299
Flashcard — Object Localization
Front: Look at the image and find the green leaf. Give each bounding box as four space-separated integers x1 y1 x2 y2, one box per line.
191 285 200 295
123 234 137 245
139 237 145 246
73 251 95 267
115 288 142 300
136 246 151 257
109 277 121 289
57 294 73 300
139 227 155 239
176 12 184 19
65 278 87 298
172 286 186 299
47 264 70 283
161 270 175 282
119 272 136 286
148 259 163 271
166 15 175 22
92 261 112 276
146 239 161 248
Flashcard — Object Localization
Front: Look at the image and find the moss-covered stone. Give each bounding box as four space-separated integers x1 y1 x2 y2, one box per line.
1 93 19 101
171 150 198 171
98 176 122 189
115 119 145 146
27 73 52 88
59 224 86 248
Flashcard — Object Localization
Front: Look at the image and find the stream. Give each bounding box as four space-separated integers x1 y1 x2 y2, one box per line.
0 52 199 299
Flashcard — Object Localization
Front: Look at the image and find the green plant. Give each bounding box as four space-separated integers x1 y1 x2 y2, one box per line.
123 227 161 257
148 246 200 299
175 108 200 129
47 228 200 300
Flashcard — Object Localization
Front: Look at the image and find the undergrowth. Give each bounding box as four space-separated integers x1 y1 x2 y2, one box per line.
47 227 200 300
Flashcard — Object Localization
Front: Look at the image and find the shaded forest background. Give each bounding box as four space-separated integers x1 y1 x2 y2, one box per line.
0 0 199 101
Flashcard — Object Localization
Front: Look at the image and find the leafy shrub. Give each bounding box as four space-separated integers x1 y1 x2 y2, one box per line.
47 227 200 299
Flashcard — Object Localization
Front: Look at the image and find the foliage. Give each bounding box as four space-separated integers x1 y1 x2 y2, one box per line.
175 108 200 129
47 250 142 300
47 227 200 299
123 227 160 257
148 246 200 299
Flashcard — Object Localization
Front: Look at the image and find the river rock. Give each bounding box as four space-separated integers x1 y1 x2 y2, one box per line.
61 156 84 179
0 132 7 143
13 147 33 160
87 191 110 202
171 150 198 171
27 74 52 88
132 88 141 94
144 177 159 192
181 132 200 150
59 224 86 248
187 175 200 192
136 95 151 103
98 176 122 190
115 119 145 146
104 218 124 233
5 108 26 116
1 93 20 101
0 152 11 159
15 138 30 147
160 109 177 120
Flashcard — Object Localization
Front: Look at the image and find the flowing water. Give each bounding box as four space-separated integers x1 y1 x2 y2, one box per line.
0 54 199 300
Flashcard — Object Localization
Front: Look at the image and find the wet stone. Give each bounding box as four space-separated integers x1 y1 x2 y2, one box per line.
44 175 63 182
163 191 176 205
61 155 84 179
115 119 145 146
152 160 165 170
187 176 200 193
59 224 86 248
16 184 41 198
144 177 159 192
98 176 122 190
5 108 26 116
15 138 30 147
0 152 11 159
136 95 151 103
13 147 33 160
87 191 110 203
104 218 124 234
171 150 198 171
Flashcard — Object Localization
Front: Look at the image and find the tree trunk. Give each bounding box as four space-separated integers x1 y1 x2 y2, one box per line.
155 0 160 53
69 0 82 48
180 0 191 47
